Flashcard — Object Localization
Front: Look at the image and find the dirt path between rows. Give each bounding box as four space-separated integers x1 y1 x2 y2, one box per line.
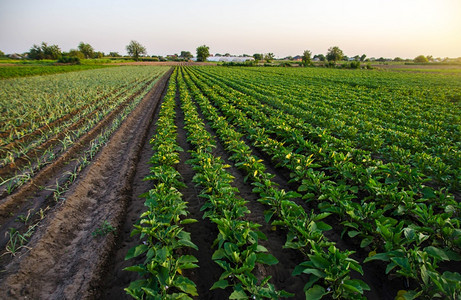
0 68 173 299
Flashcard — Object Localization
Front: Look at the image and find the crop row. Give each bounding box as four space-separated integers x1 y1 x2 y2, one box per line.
177 69 289 299
178 67 370 299
182 66 460 299
124 68 199 299
2 70 166 258
188 67 459 234
0 64 111 79
0 66 169 140
0 67 168 196
196 67 460 191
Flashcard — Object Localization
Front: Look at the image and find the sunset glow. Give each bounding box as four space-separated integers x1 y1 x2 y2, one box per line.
1 0 460 58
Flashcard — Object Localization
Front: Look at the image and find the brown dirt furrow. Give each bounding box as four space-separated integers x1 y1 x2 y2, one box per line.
0 69 173 299
95 74 169 300
0 75 160 222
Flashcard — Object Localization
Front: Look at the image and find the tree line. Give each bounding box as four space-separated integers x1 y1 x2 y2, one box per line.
0 42 454 65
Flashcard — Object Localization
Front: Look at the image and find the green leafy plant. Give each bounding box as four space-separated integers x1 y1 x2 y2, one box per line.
92 220 116 237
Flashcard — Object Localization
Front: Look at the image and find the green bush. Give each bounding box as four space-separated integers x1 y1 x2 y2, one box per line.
57 56 81 64
221 61 255 67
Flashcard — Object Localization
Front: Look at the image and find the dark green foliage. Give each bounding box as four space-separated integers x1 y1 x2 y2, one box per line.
326 46 344 63
29 42 61 60
253 53 263 61
180 51 193 60
221 61 255 67
302 50 312 66
57 56 81 64
196 45 210 62
341 61 361 69
78 42 94 59
67 49 85 59
314 54 326 62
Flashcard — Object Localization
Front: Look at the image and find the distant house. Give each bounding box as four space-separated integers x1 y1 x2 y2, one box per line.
292 55 302 61
204 56 255 62
8 53 22 59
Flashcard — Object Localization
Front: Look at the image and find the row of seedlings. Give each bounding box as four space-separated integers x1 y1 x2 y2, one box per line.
189 66 460 251
177 70 290 299
189 66 459 251
124 69 200 299
1 68 169 196
180 67 370 299
196 67 459 190
186 67 461 299
3 70 171 258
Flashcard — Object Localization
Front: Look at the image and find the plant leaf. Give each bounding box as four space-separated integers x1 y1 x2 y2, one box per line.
256 253 279 265
305 285 326 300
210 279 229 290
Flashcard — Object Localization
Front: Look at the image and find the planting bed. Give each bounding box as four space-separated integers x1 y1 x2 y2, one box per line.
0 65 459 299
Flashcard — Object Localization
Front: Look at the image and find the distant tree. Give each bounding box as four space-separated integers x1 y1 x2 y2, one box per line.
302 50 312 66
126 40 147 61
78 42 94 59
353 55 360 61
343 56 349 61
393 57 404 62
43 44 61 59
314 54 326 62
224 53 231 57
360 54 367 62
180 51 193 60
242 54 250 57
253 53 263 61
426 55 434 62
29 42 61 60
94 51 104 59
264 53 275 63
414 55 428 63
196 45 210 62
0 50 5 57
326 46 344 63
109 52 121 57
29 44 44 60
68 49 85 59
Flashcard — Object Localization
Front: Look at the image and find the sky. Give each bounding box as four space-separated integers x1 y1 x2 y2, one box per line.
0 0 460 59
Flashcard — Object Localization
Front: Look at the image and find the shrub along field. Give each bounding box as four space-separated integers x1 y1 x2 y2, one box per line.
0 65 459 299
0 64 113 79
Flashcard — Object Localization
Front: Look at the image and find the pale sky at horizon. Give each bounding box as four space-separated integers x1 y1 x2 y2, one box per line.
0 0 460 59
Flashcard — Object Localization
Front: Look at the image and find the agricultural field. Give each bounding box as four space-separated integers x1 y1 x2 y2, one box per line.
0 65 460 299
0 64 113 79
